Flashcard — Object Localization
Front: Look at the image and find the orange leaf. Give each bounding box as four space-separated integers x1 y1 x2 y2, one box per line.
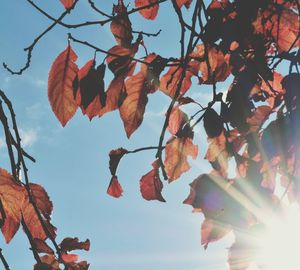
111 1 133 47
135 0 159 20
119 72 149 138
107 176 123 198
191 45 231 84
60 0 74 9
61 253 79 264
246 105 272 132
167 105 188 136
60 237 90 252
201 219 230 249
22 184 56 240
140 160 165 202
0 169 24 243
165 137 198 181
176 0 193 9
34 255 60 270
48 45 79 126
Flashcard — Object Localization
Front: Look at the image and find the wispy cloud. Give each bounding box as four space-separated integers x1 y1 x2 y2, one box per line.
19 128 38 148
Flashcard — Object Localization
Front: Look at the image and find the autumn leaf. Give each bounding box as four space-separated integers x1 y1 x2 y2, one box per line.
0 169 24 243
34 238 54 254
167 105 188 136
107 176 123 198
164 137 198 181
140 160 165 202
119 72 149 138
34 255 60 270
176 0 193 9
60 0 74 9
246 105 272 132
203 108 223 138
61 253 79 264
111 0 133 47
160 63 197 98
205 131 229 177
201 219 230 249
48 45 79 127
191 44 231 84
109 148 128 176
60 237 90 252
135 0 159 20
22 184 56 240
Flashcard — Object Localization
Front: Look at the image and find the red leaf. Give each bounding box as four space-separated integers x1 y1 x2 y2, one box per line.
191 45 231 84
109 148 128 176
176 0 193 9
140 160 166 202
48 45 79 126
60 237 90 252
107 176 123 198
61 253 79 264
201 219 230 249
34 238 54 254
0 169 24 243
34 255 60 270
119 73 149 138
167 105 188 136
111 1 133 47
60 0 74 9
135 0 159 20
164 137 198 181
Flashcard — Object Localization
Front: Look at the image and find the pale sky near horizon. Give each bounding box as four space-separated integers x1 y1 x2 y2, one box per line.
0 1 237 269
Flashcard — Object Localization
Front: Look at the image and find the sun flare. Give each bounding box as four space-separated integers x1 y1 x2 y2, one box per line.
251 204 300 270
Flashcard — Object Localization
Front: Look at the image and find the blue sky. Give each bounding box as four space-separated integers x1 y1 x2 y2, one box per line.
0 1 236 269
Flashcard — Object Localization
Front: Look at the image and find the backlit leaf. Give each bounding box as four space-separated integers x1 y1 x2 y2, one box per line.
60 0 74 9
135 0 159 20
48 45 78 126
107 176 123 198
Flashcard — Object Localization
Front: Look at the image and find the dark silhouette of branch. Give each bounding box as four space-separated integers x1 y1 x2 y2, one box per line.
0 248 10 270
3 0 79 75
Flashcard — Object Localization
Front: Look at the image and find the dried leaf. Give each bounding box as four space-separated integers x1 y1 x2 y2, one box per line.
48 45 78 126
34 238 54 254
165 137 198 181
135 0 159 20
167 105 188 136
119 73 149 138
140 160 165 202
109 148 128 176
107 176 123 198
60 237 90 252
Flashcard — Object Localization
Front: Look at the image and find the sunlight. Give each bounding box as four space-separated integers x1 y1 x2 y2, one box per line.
254 204 300 270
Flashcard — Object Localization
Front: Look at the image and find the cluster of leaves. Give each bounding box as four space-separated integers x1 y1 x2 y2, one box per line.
3 0 300 269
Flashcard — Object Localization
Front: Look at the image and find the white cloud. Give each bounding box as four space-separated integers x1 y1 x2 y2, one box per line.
19 128 38 147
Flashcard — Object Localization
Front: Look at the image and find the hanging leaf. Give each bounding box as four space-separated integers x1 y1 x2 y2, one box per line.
203 108 224 138
167 105 188 136
135 0 159 20
111 0 133 47
164 137 198 181
0 169 24 243
109 148 128 176
140 160 165 202
176 0 193 9
107 176 123 198
60 0 74 9
119 72 149 138
48 45 79 126
60 237 90 252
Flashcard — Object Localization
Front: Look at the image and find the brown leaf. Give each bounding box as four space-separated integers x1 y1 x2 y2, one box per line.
191 45 231 84
160 63 197 98
167 105 188 136
176 0 193 8
109 148 128 176
48 45 79 126
119 73 149 138
60 0 74 9
61 253 79 264
135 0 159 20
22 183 56 240
203 108 223 138
107 176 123 198
201 219 230 249
111 0 133 47
205 131 228 177
140 160 166 202
0 169 24 243
60 237 90 252
165 137 198 181
246 105 272 132
34 238 54 254
34 255 60 270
